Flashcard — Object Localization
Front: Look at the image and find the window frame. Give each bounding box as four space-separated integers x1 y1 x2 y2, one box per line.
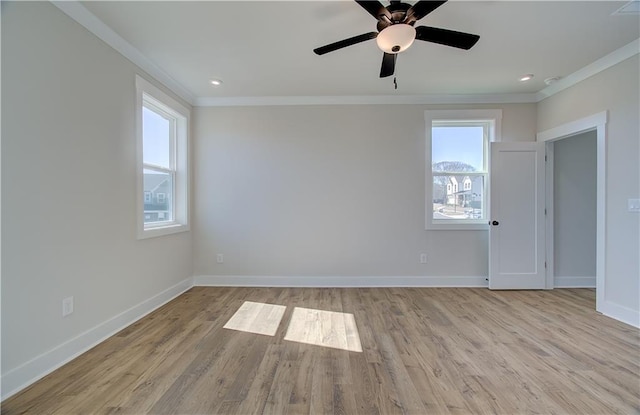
425 109 502 231
136 75 190 239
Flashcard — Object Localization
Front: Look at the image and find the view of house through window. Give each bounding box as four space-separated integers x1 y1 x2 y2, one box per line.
136 75 189 239
430 121 490 224
142 103 175 224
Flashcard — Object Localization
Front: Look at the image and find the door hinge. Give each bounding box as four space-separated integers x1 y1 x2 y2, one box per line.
544 208 547 215
545 155 548 162
544 261 547 269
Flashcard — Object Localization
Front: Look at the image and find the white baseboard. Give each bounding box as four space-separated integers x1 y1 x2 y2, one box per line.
1 277 194 401
599 300 640 328
554 276 596 288
193 275 489 288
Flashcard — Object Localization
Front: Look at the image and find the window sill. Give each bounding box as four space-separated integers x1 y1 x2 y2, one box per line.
426 222 489 231
138 223 189 239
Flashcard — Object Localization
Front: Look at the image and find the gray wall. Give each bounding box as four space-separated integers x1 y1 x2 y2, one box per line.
1 1 193 386
554 131 597 283
538 55 640 320
192 104 537 279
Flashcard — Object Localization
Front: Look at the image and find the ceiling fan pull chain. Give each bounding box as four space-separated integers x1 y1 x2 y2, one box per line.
394 77 398 90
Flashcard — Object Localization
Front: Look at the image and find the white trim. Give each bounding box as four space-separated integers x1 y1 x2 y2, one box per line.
50 1 195 105
537 112 607 313
599 300 640 328
554 276 597 288
136 75 191 240
49 1 638 107
544 143 555 289
138 222 190 239
193 275 489 288
594 122 607 315
0 278 193 401
195 94 538 107
537 112 607 143
536 38 640 101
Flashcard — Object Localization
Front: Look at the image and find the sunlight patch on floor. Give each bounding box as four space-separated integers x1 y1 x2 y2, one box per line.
284 307 363 352
223 301 286 336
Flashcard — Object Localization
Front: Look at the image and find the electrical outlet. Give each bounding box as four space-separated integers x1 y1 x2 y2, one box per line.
62 296 74 317
216 253 224 263
420 254 427 264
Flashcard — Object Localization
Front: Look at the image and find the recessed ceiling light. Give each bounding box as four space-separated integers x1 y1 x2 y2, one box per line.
519 74 534 82
210 79 223 86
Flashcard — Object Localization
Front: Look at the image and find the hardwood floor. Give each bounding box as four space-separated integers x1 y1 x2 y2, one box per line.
3 287 639 414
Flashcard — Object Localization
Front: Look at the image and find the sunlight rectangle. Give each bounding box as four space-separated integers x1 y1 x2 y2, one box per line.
223 301 286 336
284 307 362 352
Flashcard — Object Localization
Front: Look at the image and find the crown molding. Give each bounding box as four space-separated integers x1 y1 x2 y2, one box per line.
536 38 639 101
51 1 195 106
194 93 538 107
51 1 638 108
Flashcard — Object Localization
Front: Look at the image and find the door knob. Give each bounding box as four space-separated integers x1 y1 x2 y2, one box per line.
492 220 499 226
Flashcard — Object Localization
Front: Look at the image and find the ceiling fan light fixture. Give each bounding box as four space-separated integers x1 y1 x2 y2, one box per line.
376 24 416 54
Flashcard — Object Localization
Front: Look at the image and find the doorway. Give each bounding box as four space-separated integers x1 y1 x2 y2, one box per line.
549 131 597 288
537 111 607 312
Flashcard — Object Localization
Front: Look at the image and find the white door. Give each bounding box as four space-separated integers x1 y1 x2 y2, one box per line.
489 142 546 289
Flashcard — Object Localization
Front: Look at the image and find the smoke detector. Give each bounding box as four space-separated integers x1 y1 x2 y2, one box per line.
544 76 562 85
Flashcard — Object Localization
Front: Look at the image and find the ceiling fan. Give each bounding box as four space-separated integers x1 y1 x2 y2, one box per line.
313 0 480 78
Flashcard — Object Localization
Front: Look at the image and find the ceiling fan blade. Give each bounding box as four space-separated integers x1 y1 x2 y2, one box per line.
313 32 378 55
406 1 447 22
355 0 389 20
415 26 480 50
380 52 396 78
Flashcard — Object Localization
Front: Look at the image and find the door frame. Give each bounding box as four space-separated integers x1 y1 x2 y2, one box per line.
537 111 607 311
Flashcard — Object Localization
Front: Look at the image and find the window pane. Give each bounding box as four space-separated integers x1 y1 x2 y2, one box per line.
432 126 484 172
433 175 484 220
143 106 171 168
143 169 173 223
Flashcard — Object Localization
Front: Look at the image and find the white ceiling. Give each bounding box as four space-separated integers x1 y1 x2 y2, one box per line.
78 1 639 103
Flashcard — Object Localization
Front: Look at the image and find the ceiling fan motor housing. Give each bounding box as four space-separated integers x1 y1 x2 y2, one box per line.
376 2 413 31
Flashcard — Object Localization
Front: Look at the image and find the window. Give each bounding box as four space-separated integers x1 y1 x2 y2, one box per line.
425 109 501 230
136 75 190 239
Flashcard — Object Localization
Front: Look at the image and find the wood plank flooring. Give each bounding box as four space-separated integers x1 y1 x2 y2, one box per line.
223 301 286 337
284 307 363 352
2 288 639 414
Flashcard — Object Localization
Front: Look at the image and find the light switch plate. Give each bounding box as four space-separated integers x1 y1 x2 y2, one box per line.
628 199 640 212
62 296 74 317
